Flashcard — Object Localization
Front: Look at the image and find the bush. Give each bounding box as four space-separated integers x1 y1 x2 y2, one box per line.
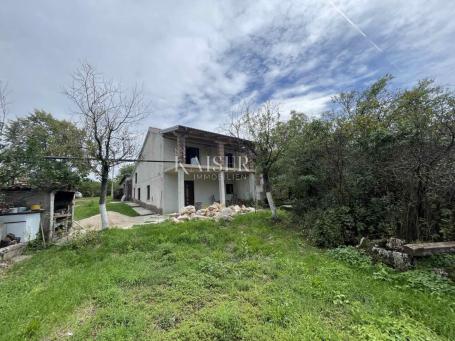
303 206 357 247
67 231 101 250
328 246 372 269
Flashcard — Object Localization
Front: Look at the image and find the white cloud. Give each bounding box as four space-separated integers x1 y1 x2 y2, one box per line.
0 0 454 133
275 92 334 118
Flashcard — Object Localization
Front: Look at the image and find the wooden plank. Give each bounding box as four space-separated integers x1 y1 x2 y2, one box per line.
403 241 455 256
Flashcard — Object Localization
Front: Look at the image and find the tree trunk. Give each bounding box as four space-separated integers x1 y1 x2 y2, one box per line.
263 173 277 219
99 164 110 229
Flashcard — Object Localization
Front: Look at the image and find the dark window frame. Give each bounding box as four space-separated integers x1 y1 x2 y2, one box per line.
225 153 234 168
185 147 200 164
137 187 141 201
135 172 137 184
147 185 150 201
226 183 234 195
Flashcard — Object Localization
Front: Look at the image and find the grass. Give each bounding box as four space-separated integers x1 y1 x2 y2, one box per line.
0 211 454 340
74 197 140 220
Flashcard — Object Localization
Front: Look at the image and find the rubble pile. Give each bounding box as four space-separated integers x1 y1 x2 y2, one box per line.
170 202 255 223
0 233 21 248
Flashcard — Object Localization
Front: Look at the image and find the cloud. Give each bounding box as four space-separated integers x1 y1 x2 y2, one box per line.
0 0 454 133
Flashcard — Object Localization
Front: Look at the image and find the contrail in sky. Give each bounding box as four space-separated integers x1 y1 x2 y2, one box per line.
328 0 401 71
328 0 383 53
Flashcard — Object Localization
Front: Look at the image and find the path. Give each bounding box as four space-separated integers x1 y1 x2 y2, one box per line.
75 211 167 231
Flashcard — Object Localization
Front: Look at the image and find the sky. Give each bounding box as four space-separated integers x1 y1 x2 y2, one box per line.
1 0 455 133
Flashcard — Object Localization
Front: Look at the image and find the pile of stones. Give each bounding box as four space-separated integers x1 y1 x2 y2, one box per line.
170 202 255 223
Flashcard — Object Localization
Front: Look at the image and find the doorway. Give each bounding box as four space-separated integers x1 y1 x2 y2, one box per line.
184 181 194 206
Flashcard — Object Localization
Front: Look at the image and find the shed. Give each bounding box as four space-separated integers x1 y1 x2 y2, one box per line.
0 186 76 243
118 175 132 201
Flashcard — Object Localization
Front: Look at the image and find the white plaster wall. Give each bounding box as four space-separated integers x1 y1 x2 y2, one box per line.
192 176 219 206
134 133 257 213
232 175 253 200
133 128 164 210
163 173 178 213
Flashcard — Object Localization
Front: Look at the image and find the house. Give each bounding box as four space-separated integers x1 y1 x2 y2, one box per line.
133 125 263 214
118 174 132 201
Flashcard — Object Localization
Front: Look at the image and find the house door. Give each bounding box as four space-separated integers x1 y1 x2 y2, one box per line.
184 181 194 206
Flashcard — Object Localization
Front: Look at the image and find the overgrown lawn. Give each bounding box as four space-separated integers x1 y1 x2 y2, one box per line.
74 197 139 220
0 212 453 340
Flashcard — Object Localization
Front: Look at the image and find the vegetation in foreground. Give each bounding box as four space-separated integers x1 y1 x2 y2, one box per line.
276 77 455 246
0 212 453 340
74 197 139 221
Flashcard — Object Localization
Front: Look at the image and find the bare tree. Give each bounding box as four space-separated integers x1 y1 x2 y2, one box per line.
227 101 291 219
0 81 9 141
65 63 147 229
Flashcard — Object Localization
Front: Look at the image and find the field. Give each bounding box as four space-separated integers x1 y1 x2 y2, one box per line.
74 197 139 221
0 212 453 340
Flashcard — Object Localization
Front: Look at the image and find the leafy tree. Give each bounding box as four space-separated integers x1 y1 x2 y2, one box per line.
227 102 292 219
77 179 101 197
283 77 455 245
115 163 134 183
0 110 89 189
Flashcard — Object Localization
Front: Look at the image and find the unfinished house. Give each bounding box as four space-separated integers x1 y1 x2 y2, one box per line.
133 126 263 214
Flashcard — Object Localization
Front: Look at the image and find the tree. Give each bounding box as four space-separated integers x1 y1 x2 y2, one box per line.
0 110 89 188
0 81 9 147
227 102 291 219
115 163 135 183
282 76 455 245
65 63 147 229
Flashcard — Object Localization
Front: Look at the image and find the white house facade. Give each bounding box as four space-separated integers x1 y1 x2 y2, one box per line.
132 125 263 214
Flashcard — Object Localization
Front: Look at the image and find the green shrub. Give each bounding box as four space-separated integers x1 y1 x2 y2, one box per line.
303 206 356 247
328 246 372 269
66 230 101 250
395 270 455 296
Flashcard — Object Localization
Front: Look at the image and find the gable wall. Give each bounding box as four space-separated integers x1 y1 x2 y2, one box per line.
133 129 164 212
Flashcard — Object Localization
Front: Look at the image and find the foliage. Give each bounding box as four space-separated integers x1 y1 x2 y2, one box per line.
328 246 455 296
0 110 89 189
394 270 455 296
77 179 101 197
115 163 135 183
74 197 139 220
227 102 294 218
327 246 371 268
0 211 453 340
67 230 102 250
76 179 116 198
283 77 455 244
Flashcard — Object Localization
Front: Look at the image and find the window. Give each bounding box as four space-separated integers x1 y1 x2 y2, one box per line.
137 188 141 201
185 147 200 164
226 183 234 195
135 172 137 184
225 153 234 168
147 185 150 201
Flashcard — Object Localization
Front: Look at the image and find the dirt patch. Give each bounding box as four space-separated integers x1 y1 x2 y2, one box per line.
75 212 165 231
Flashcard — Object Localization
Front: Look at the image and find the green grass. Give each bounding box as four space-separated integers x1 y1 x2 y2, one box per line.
0 212 454 340
74 197 140 220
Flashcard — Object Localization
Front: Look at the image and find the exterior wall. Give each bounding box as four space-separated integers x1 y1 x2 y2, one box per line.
232 175 253 200
133 128 164 213
163 173 178 214
193 175 219 207
133 128 259 214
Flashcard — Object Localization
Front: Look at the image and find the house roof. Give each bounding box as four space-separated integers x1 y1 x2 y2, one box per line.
118 174 132 185
160 125 251 146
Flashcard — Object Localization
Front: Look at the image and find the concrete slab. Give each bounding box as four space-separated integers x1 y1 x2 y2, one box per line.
403 241 455 256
